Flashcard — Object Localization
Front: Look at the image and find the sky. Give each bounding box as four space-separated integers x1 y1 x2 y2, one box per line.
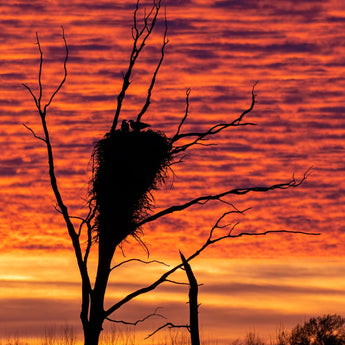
1 0 345 343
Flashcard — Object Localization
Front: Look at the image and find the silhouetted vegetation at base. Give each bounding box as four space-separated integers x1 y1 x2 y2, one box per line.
2 315 343 345
91 128 173 245
0 326 213 345
232 331 265 345
232 314 345 345
288 314 345 345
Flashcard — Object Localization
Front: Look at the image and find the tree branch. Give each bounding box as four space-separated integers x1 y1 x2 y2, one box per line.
81 199 97 265
171 82 258 154
22 123 46 142
104 205 319 318
23 28 92 300
172 88 191 142
145 323 190 339
136 5 168 123
106 309 166 326
37 31 43 108
137 168 312 228
165 279 190 286
111 0 162 133
111 258 169 271
44 26 68 113
22 83 39 108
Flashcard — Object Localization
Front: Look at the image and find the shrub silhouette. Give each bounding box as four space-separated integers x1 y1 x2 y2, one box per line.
274 314 345 345
290 314 345 345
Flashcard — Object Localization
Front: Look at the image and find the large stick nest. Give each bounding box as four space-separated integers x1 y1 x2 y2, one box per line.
90 128 173 245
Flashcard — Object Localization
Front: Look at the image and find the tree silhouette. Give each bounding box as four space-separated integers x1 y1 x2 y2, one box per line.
274 314 345 345
23 1 318 344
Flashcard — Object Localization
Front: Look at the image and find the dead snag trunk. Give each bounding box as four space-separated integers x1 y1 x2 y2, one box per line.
180 251 200 345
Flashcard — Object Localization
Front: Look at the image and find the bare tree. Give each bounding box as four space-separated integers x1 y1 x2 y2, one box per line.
23 1 318 345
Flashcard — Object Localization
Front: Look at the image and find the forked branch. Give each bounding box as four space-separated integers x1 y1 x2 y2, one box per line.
137 5 168 123
111 258 169 271
173 88 191 140
138 167 312 228
104 205 319 318
171 82 258 154
145 322 190 339
23 28 92 296
111 0 163 132
44 27 68 113
106 308 166 326
22 27 68 118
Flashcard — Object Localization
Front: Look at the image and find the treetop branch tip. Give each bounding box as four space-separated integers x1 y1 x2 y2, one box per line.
23 26 68 118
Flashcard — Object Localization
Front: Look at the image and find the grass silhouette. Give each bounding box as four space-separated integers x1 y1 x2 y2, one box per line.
0 326 217 345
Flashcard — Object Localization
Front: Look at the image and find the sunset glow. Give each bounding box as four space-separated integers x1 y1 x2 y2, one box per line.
1 0 345 343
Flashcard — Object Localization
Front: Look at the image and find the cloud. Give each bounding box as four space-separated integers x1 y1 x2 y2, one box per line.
1 0 345 341
200 281 344 296
10 2 47 12
0 297 80 336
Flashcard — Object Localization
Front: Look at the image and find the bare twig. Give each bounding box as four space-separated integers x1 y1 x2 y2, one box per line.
82 199 97 265
44 26 68 113
137 5 168 122
22 84 39 108
37 32 43 107
172 88 191 141
132 232 151 257
106 309 166 326
165 279 190 285
22 123 46 142
111 258 170 271
145 323 190 339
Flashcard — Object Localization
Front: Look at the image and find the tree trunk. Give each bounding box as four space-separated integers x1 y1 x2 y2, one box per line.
83 322 103 345
82 235 116 345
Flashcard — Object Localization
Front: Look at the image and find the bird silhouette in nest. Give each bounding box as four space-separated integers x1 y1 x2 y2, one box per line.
121 119 130 132
129 119 150 131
